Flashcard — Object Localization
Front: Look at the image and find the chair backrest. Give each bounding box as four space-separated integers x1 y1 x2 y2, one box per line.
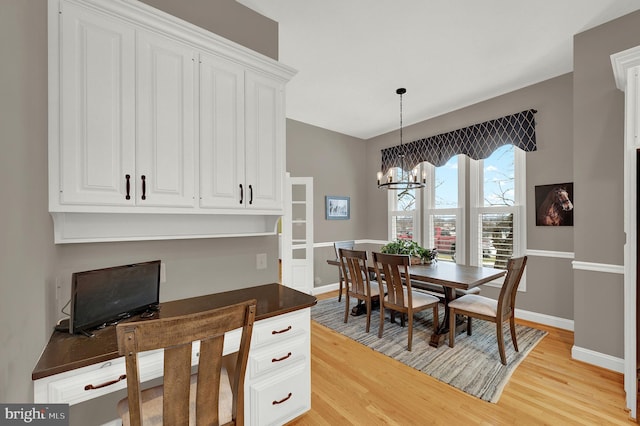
497 256 527 318
372 252 412 309
116 299 257 426
339 248 372 297
334 240 355 260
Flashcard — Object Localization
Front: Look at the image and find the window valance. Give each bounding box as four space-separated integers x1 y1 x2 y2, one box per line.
380 109 537 171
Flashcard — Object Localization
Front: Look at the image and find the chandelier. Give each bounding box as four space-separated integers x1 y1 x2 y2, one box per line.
377 88 425 190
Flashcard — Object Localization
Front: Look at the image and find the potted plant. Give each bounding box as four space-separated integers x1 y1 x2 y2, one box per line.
380 239 437 264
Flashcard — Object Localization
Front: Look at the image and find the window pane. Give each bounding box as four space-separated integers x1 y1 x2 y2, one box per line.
396 188 416 211
480 212 513 269
483 145 515 207
435 156 458 208
391 215 414 241
432 214 456 262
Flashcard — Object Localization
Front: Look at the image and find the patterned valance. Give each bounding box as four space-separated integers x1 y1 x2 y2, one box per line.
380 109 537 171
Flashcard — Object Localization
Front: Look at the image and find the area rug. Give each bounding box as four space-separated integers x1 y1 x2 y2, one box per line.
311 298 547 403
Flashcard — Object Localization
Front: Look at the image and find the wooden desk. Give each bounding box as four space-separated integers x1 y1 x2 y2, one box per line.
32 283 316 426
327 259 505 347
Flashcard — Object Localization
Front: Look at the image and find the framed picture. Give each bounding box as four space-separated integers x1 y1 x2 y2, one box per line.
535 182 574 226
325 196 350 220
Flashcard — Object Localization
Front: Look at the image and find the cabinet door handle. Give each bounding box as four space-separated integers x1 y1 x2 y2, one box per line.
272 392 292 405
141 175 146 200
125 175 131 200
239 184 244 204
84 374 126 391
249 184 253 205
271 325 292 335
272 352 292 363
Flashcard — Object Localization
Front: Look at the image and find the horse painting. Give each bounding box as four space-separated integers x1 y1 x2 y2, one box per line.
536 184 574 226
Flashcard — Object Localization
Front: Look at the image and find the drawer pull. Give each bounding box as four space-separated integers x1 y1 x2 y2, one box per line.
84 374 126 391
272 352 292 363
271 325 292 335
272 392 292 405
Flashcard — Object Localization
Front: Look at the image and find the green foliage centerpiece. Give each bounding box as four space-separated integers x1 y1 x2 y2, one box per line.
380 240 437 264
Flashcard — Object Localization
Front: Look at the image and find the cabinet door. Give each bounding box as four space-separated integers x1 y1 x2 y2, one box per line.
137 30 196 207
245 71 285 211
199 53 245 209
59 3 135 205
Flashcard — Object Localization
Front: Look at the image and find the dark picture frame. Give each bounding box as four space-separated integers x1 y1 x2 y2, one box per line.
535 182 574 226
325 196 350 220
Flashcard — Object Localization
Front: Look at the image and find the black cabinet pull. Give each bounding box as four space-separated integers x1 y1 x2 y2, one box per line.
85 374 126 391
141 175 146 200
272 392 292 405
239 184 244 204
249 184 253 205
271 325 292 335
125 174 131 200
272 352 292 363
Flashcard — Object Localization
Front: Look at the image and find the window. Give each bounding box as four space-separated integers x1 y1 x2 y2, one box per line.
470 144 526 275
388 167 419 241
423 155 465 263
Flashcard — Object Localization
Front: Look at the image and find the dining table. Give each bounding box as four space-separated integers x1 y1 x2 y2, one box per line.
327 258 506 347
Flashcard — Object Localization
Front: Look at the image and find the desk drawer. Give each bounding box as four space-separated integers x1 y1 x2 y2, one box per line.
249 335 308 380
248 362 310 426
252 309 310 348
45 350 163 405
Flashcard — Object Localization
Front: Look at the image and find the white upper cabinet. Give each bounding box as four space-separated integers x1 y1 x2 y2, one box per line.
245 71 285 210
199 52 245 209
136 30 197 208
48 0 295 242
57 2 136 206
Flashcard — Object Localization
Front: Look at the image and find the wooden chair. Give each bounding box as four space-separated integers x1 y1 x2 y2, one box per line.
338 248 382 333
372 252 440 351
448 256 527 365
333 240 355 301
116 299 257 426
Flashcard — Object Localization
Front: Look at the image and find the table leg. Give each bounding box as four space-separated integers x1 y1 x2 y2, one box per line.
429 287 466 347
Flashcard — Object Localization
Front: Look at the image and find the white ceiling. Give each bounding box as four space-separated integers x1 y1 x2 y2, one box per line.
237 0 640 139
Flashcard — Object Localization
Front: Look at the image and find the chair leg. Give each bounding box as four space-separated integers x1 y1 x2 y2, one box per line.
378 304 385 338
343 294 350 324
497 322 507 365
467 316 472 336
338 277 343 302
407 313 413 351
448 308 456 348
365 299 371 333
509 316 519 352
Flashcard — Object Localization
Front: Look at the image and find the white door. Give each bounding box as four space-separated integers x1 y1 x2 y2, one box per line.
59 3 135 205
281 175 314 294
137 30 196 207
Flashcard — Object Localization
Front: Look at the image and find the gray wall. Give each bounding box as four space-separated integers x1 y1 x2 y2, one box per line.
572 10 640 356
286 119 369 286
0 1 280 419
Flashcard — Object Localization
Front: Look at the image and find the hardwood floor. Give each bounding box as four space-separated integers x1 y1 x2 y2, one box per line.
287 291 636 425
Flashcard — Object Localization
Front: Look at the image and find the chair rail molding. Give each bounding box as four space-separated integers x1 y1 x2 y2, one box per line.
525 249 574 259
571 261 624 274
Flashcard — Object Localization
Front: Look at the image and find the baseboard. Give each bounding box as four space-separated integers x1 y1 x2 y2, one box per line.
514 308 574 331
312 282 340 295
101 419 121 426
571 345 624 373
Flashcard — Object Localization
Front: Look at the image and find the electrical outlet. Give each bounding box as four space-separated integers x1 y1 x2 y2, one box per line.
256 253 267 270
160 262 167 283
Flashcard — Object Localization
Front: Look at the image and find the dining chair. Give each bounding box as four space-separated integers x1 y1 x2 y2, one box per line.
372 252 440 351
116 299 257 426
334 240 355 301
448 256 527 365
338 248 382 333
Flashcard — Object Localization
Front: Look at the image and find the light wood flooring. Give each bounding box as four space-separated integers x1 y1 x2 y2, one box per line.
286 291 636 425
